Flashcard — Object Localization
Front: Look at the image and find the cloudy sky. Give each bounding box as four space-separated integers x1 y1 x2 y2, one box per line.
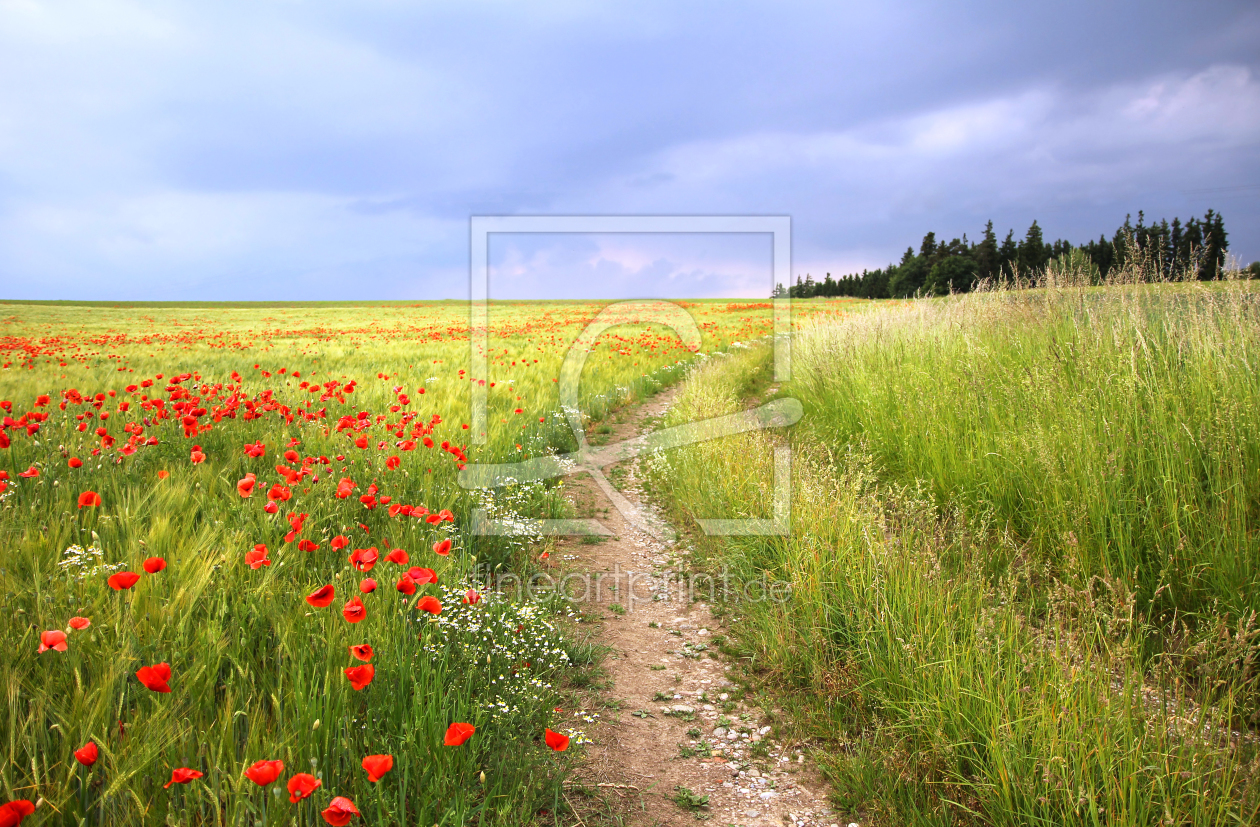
1 0 1257 300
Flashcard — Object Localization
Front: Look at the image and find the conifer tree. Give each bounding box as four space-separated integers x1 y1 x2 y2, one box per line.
976 220 999 282
1200 209 1228 280
1018 220 1048 276
998 230 1018 278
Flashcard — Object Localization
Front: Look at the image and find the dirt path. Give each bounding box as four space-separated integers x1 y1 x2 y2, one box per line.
549 388 842 827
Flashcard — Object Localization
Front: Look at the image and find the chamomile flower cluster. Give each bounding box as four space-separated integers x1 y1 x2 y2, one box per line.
473 481 549 553
419 584 570 719
561 726 592 746
58 544 124 582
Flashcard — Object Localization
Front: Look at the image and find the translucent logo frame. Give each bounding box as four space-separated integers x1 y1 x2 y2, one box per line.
457 216 798 537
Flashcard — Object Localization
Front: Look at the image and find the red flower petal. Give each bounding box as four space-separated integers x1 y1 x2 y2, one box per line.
321 796 360 826
163 767 202 788
74 741 99 766
107 571 140 590
443 722 475 746
136 662 172 693
243 759 284 786
342 596 367 623
306 584 335 608
344 663 375 690
544 728 570 751
361 753 393 782
287 772 321 803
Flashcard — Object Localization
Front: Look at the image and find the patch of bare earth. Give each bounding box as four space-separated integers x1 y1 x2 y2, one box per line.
548 388 842 827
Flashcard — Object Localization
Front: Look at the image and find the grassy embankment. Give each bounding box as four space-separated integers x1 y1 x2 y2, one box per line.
649 272 1260 825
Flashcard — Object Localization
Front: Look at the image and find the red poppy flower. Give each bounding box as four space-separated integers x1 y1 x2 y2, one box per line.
77 490 102 509
463 589 482 605
385 456 400 470
437 509 455 522
342 596 366 623
297 539 320 552
344 663 374 690
68 616 91 631
321 796 360 826
361 753 393 782
107 571 140 590
243 759 284 786
349 644 374 662
190 450 206 464
384 548 409 565
432 539 452 556
267 484 291 502
163 767 202 788
354 436 368 449
284 449 299 463
408 567 437 584
416 595 442 615
394 574 416 596
142 557 166 574
244 441 266 458
74 740 99 766
306 584 335 608
544 729 570 751
359 578 377 594
136 662 172 693
18 466 38 478
0 800 35 826
443 722 475 746
330 535 349 551
349 547 378 572
335 478 355 499
35 394 50 406
425 513 441 524
158 470 170 480
68 457 83 469
287 772 321 803
359 494 377 510
38 629 68 653
237 474 256 498
245 545 271 569
264 501 279 514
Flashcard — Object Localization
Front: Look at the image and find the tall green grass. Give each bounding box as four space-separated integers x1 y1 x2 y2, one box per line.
649 277 1260 825
791 278 1260 621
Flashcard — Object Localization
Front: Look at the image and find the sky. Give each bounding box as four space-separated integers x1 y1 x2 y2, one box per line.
1 0 1257 301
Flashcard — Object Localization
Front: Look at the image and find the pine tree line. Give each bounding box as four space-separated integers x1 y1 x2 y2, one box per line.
777 210 1245 299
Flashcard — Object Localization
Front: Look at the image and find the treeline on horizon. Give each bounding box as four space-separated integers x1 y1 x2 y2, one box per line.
782 209 1254 299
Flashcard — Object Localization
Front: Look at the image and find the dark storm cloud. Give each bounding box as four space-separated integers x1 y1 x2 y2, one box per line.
0 0 1256 300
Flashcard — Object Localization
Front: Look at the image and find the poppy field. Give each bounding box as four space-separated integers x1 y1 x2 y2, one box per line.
0 298 862 826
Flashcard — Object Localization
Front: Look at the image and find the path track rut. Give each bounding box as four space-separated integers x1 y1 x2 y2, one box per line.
547 387 843 827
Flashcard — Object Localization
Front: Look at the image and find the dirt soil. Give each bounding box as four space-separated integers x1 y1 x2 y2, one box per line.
547 388 844 827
